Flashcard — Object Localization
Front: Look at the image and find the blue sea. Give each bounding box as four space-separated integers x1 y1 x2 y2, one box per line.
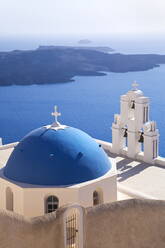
0 35 165 156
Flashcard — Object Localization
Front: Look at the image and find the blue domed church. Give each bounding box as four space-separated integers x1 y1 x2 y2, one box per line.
0 107 117 217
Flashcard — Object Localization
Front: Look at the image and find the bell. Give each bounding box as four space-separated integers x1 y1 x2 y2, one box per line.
131 101 135 109
123 129 127 137
138 133 144 143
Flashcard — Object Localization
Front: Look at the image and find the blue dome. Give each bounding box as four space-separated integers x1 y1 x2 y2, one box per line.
4 126 111 186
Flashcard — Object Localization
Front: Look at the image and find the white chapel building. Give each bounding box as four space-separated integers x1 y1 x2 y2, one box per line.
0 107 117 217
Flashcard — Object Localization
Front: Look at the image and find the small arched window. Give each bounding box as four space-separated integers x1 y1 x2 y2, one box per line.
45 195 59 213
6 187 13 211
93 191 100 206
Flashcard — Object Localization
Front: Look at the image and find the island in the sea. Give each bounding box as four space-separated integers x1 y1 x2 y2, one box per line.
78 39 92 44
0 46 165 86
38 45 115 53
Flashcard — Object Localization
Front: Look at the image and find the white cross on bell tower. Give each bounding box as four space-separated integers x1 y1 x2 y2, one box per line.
132 81 139 91
51 105 61 126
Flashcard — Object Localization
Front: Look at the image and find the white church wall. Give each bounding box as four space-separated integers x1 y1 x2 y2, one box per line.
79 176 117 207
0 177 24 215
134 97 149 129
22 187 79 217
77 159 117 207
77 174 117 207
0 150 117 218
22 168 117 218
0 176 116 218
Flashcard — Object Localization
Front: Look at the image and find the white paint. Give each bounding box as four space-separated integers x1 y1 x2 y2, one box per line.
117 183 158 200
0 158 117 217
45 105 68 130
111 84 159 163
0 142 18 150
143 121 159 163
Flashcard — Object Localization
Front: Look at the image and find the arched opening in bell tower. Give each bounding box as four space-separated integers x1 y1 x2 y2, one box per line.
128 100 135 120
122 125 128 149
138 130 144 152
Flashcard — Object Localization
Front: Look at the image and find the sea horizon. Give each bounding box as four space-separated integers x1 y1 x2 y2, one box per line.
0 33 165 54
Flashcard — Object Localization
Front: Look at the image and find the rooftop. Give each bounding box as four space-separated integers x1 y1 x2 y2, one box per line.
111 152 165 200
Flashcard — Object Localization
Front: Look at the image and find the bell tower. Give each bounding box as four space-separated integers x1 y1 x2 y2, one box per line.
111 82 159 163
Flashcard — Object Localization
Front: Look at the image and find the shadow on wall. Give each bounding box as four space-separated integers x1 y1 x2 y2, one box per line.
1 199 165 248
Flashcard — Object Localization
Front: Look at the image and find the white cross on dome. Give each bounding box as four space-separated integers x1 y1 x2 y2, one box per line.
51 105 61 124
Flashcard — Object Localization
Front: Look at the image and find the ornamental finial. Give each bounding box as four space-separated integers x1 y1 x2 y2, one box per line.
51 105 61 124
132 81 139 91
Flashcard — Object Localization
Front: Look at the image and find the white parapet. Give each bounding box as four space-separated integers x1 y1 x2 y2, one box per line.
117 183 158 200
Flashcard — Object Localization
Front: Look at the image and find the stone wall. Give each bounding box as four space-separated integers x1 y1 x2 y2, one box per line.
1 199 165 248
0 207 65 248
85 199 165 248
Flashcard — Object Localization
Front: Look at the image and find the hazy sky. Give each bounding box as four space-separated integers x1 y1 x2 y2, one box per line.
0 0 165 36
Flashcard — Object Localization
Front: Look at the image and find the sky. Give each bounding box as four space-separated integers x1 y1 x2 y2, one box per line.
0 0 165 36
